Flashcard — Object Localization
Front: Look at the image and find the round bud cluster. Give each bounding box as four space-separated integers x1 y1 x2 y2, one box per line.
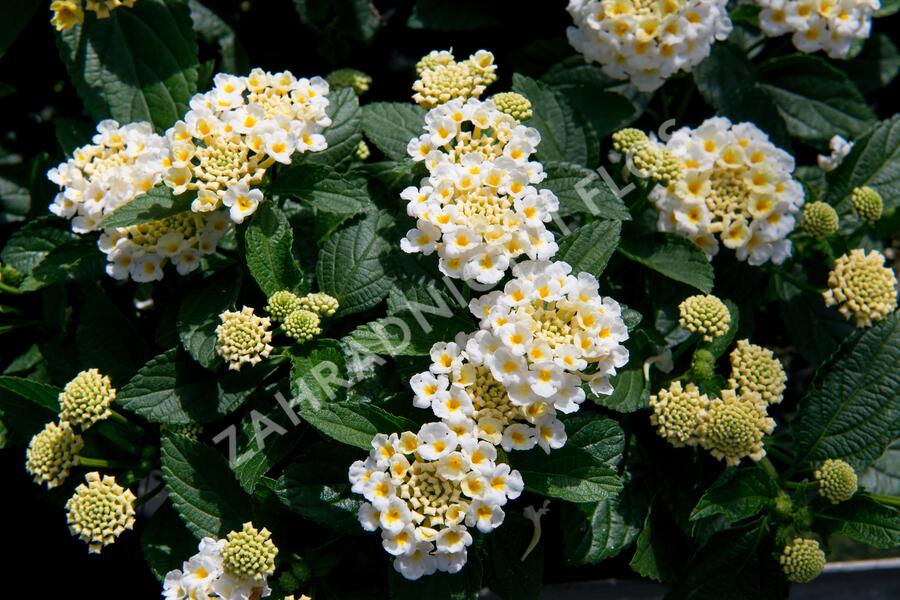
679 295 731 341
412 49 497 108
357 140 371 160
802 202 839 238
649 381 709 447
728 340 786 405
612 128 648 156
25 421 84 488
221 522 278 582
823 249 898 328
58 368 116 429
297 292 340 317
490 92 533 122
631 141 684 187
691 349 717 381
266 290 303 322
814 458 858 504
215 306 274 371
283 309 321 342
780 538 826 583
326 68 372 95
0 263 24 287
65 472 136 553
851 186 883 224
698 388 775 466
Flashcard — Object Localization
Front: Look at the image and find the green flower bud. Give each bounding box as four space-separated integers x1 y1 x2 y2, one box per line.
283 309 321 342
222 522 278 582
612 128 649 156
851 186 883 223
326 68 372 95
691 349 717 381
58 369 116 429
679 294 731 341
297 292 340 317
0 263 24 287
774 491 793 517
814 458 857 504
491 92 533 122
780 538 825 583
356 140 371 161
266 290 303 323
698 388 775 466
801 201 838 238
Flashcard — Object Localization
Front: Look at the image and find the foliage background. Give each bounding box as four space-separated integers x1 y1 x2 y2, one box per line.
0 0 898 598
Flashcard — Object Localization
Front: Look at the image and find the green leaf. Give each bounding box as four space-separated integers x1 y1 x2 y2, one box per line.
792 312 900 471
542 162 631 221
316 211 394 318
275 443 364 533
815 496 900 549
483 512 543 600
0 218 73 276
187 0 248 75
860 441 900 496
176 267 241 369
345 309 473 357
21 236 105 290
512 74 596 167
781 292 854 367
509 445 622 503
555 219 622 277
757 54 875 146
563 412 625 466
361 102 426 161
842 34 900 93
0 375 60 442
57 0 199 131
693 43 790 149
562 485 646 566
289 341 415 449
296 87 362 169
160 433 253 539
618 233 714 293
141 502 200 581
825 115 900 211
690 466 778 525
76 285 149 385
591 368 646 413
243 201 304 297
100 185 194 228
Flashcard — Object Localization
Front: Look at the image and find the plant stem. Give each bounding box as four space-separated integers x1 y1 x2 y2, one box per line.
78 456 130 469
869 494 900 508
760 457 779 479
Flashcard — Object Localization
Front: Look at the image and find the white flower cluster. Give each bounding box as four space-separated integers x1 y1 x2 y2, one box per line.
48 120 168 233
401 98 559 284
817 134 854 172
165 70 331 224
163 537 270 600
349 423 524 580
757 0 880 59
651 117 805 265
565 0 732 92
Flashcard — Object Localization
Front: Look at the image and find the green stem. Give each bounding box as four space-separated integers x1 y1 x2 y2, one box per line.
0 282 22 295
760 457 779 479
78 456 130 469
869 494 900 508
774 269 825 295
784 481 805 490
134 481 166 508
107 409 131 426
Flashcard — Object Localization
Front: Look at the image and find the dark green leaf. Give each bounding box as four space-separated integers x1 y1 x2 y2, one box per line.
591 368 646 413
484 512 542 600
100 185 194 228
618 233 714 293
296 87 362 169
816 496 900 549
555 219 622 277
1 218 73 275
860 441 900 496
824 115 900 211
76 285 148 385
542 161 631 221
243 202 304 296
361 102 426 161
690 466 778 524
176 267 241 369
141 502 200 581
509 445 622 503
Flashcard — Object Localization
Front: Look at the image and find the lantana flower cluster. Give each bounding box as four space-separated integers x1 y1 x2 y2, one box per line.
757 0 880 59
349 423 523 580
823 248 897 327
647 117 805 265
50 0 136 31
164 70 331 224
565 0 733 92
412 49 497 108
400 98 560 284
163 522 278 600
650 339 783 465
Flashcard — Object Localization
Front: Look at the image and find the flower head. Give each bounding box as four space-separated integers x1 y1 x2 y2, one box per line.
650 117 804 266
266 290 303 322
631 140 684 187
851 186 883 223
356 140 371 160
679 295 731 341
326 68 372 95
758 0 879 59
348 425 523 579
823 249 897 328
401 98 559 284
58 368 116 429
817 135 853 172
491 92 533 122
728 340 786 405
649 380 709 447
612 128 649 156
221 522 278 582
25 421 83 488
66 472 136 553
215 306 274 370
566 0 732 91
698 388 775 466
815 458 858 504
802 201 839 238
412 49 497 108
297 292 340 317
283 309 321 342
50 1 84 30
780 538 826 583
